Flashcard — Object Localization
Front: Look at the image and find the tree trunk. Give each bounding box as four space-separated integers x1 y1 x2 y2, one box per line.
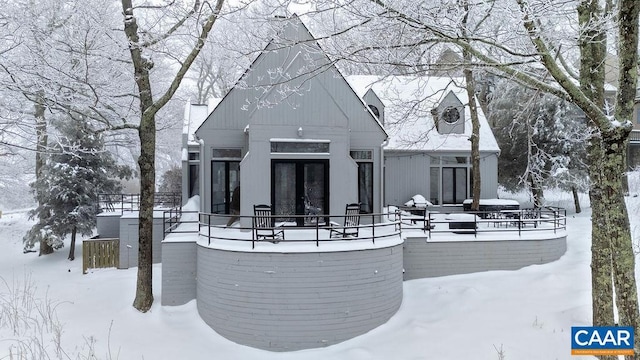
571 186 581 214
35 92 54 256
122 0 155 312
68 226 76 261
601 132 639 356
576 4 617 358
587 134 616 353
133 113 156 312
120 0 223 312
461 0 481 212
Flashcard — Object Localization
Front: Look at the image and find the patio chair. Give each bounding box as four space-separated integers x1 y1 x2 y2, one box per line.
329 203 361 238
253 204 285 242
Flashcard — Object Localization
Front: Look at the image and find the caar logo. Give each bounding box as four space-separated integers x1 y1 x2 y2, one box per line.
571 326 634 356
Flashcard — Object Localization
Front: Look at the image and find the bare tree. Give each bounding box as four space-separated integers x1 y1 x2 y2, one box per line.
119 0 225 312
305 0 638 352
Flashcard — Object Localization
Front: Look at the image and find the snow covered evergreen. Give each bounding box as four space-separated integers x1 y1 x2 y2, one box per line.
23 119 130 258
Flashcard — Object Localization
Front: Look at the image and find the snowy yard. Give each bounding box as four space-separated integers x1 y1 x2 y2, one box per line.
1 187 639 359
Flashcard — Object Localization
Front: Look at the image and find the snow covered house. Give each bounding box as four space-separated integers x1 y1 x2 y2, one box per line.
166 15 520 353
183 76 502 217
347 76 501 207
181 17 387 225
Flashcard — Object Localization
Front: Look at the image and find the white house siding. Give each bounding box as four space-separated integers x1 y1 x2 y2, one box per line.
117 215 164 269
161 240 197 306
195 243 404 351
403 234 567 280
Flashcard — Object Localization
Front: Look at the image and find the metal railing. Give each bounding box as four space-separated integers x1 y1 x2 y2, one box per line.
162 207 566 247
98 192 181 214
395 206 566 238
163 211 401 248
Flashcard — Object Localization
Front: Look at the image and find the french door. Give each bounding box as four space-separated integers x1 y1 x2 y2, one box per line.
272 160 329 226
442 167 467 204
211 161 240 214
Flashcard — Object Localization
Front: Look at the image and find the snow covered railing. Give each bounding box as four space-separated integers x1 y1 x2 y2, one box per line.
190 212 401 248
98 192 181 214
162 209 200 238
394 206 566 237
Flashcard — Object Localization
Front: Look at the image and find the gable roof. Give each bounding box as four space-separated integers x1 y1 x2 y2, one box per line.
346 75 500 153
195 15 386 138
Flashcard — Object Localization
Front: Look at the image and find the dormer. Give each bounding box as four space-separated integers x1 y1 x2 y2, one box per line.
362 88 385 125
434 91 464 134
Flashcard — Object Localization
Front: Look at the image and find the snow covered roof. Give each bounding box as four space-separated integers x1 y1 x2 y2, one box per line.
183 99 221 145
346 75 500 153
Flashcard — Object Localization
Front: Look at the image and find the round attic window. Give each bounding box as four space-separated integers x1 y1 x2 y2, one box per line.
442 107 460 124
368 104 380 118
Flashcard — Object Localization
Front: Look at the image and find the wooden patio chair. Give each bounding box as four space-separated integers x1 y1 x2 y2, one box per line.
253 204 285 242
329 203 361 238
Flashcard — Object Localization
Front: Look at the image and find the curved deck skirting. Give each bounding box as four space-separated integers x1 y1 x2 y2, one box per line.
403 231 567 280
196 241 404 351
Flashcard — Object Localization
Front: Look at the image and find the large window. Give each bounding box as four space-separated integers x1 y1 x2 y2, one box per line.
442 168 467 204
271 141 330 153
351 150 373 213
188 151 199 197
430 156 470 205
272 160 329 226
429 168 440 205
211 161 240 214
211 148 241 214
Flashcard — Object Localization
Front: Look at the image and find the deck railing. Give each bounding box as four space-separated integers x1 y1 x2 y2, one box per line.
163 211 401 248
163 207 567 246
98 192 181 214
395 206 566 238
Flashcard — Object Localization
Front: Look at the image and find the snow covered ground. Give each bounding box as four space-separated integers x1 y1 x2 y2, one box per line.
1 182 639 359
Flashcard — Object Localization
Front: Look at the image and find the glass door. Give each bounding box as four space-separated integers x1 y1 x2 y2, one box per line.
211 161 240 213
442 167 467 204
272 160 329 226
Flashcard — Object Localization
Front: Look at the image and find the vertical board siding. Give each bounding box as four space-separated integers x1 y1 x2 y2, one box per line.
161 241 197 305
196 244 404 351
82 238 119 274
403 235 567 280
384 153 429 205
479 154 499 198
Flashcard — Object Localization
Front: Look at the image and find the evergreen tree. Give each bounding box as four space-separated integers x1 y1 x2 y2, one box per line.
24 118 131 259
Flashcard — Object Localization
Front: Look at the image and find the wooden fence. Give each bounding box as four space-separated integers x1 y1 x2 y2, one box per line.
83 237 119 274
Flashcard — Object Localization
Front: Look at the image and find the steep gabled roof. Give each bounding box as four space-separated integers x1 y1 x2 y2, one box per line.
195 15 386 138
346 75 500 153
